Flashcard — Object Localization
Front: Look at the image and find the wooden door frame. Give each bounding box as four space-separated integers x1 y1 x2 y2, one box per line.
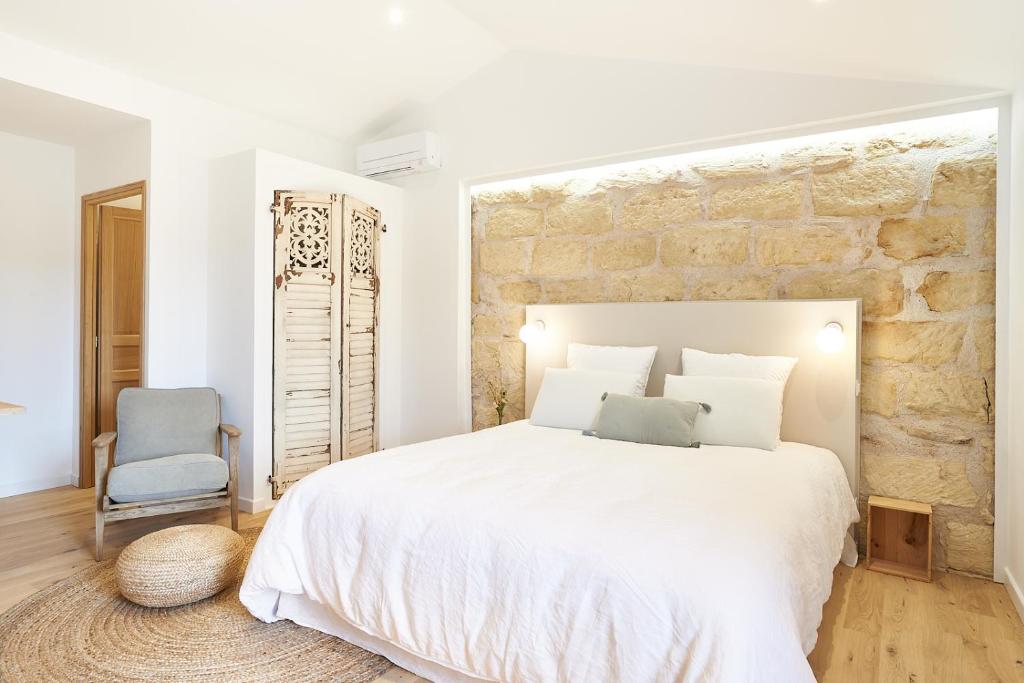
79 180 147 489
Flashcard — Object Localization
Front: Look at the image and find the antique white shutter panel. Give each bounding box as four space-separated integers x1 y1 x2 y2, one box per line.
340 196 380 458
272 191 343 498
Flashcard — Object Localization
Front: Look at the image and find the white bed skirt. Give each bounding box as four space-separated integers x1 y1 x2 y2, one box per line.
278 592 488 683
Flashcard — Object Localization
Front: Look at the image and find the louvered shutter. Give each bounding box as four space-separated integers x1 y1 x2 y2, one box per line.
340 196 380 458
271 191 343 498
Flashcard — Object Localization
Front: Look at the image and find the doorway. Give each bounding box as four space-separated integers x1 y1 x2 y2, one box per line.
79 181 146 488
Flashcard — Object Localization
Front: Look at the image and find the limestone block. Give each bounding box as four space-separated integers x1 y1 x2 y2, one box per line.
944 522 993 576
710 179 803 220
861 366 898 417
691 274 774 300
531 239 588 276
480 241 527 276
608 271 685 302
474 186 530 206
917 271 995 312
778 142 856 172
862 321 966 365
755 225 851 266
904 370 990 422
485 206 544 239
621 185 702 231
498 280 542 305
812 160 918 216
973 318 995 371
547 196 613 236
877 215 965 260
471 314 502 337
782 269 904 316
864 453 979 507
661 225 750 266
901 422 974 446
931 154 996 208
544 279 605 304
594 236 657 271
982 217 995 257
691 156 769 179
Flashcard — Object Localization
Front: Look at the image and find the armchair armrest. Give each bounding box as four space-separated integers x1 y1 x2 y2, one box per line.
93 432 116 507
219 423 241 530
92 431 117 449
219 423 241 438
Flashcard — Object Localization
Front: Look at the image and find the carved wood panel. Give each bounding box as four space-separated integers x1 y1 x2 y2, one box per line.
271 191 381 498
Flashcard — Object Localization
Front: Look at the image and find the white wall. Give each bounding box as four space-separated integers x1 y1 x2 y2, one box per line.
0 131 75 496
209 149 403 512
1003 87 1024 612
70 122 151 482
371 50 1000 444
0 30 351 395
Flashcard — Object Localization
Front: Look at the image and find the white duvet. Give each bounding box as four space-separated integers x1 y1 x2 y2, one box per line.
241 421 859 683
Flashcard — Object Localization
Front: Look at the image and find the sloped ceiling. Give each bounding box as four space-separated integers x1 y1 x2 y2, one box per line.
0 0 504 140
0 0 1019 143
450 0 1024 89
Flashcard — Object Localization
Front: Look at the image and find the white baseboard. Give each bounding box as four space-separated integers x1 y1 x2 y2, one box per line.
0 473 75 499
70 473 80 488
1004 566 1024 624
240 495 276 514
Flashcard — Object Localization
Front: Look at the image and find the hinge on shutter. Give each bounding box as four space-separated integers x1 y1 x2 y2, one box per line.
381 223 387 233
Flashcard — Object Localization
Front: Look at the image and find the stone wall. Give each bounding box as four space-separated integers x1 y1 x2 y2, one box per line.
470 122 997 576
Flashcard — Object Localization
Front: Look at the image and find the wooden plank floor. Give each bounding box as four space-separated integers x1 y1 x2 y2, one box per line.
2 486 1023 682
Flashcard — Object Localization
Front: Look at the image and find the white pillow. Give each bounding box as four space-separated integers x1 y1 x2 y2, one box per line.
530 368 641 431
663 374 785 450
681 347 798 386
567 343 658 396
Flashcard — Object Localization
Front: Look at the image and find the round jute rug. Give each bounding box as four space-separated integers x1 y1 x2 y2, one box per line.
0 528 392 682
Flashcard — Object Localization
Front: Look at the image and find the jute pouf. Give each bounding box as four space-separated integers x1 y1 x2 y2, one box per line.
0 527 392 682
115 524 245 607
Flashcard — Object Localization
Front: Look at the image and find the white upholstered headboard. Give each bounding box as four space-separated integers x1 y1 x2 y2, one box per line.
523 300 861 496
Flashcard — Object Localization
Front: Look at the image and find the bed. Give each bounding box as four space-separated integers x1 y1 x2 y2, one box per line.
241 421 858 682
241 299 862 682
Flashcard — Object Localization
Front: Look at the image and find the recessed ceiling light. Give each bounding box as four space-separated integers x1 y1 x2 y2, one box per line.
388 7 403 24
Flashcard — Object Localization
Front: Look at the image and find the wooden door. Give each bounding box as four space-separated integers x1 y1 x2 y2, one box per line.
97 206 144 435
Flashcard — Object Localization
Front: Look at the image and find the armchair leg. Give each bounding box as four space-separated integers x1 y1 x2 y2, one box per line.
95 511 104 561
230 494 238 532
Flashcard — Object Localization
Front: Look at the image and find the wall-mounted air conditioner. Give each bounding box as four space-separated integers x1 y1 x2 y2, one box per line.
356 131 441 179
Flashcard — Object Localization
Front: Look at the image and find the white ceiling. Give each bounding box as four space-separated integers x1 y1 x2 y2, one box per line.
451 0 1024 89
0 0 504 141
0 0 1019 143
0 78 147 147
452 0 1024 89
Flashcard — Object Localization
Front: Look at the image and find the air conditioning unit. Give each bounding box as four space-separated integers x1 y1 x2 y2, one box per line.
356 131 441 179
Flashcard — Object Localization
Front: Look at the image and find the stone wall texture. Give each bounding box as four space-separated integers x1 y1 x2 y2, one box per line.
471 124 997 577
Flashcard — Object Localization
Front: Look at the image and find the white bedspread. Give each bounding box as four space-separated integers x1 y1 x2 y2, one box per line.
240 421 859 682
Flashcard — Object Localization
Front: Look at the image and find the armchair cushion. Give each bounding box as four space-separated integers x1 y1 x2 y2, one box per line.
115 388 220 465
107 453 228 503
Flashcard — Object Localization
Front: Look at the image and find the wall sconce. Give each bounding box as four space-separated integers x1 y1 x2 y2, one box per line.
816 322 845 353
519 320 546 344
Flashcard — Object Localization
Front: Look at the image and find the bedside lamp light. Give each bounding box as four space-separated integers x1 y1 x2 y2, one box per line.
816 322 845 353
519 320 546 344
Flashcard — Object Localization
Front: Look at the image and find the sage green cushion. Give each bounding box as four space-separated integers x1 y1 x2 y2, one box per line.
115 388 220 465
592 393 703 448
107 453 228 503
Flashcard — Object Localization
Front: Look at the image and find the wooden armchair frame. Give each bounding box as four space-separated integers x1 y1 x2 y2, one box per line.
93 423 240 560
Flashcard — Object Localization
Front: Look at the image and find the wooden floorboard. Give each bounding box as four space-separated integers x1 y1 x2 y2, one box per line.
2 485 1022 682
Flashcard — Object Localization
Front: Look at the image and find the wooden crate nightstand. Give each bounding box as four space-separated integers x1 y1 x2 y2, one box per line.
866 495 932 582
